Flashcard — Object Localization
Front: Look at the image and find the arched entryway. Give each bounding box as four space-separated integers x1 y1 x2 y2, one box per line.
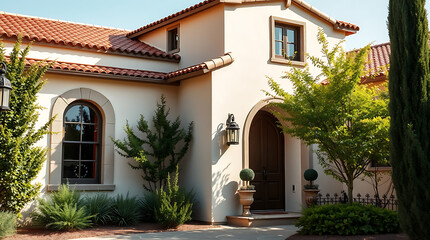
249 110 285 210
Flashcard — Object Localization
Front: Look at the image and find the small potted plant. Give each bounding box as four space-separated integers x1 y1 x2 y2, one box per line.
303 168 319 207
237 168 256 216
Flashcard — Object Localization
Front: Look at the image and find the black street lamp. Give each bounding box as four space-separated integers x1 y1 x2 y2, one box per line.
0 62 12 111
226 113 240 145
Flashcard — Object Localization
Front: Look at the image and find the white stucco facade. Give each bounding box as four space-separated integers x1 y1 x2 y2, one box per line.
2 0 382 224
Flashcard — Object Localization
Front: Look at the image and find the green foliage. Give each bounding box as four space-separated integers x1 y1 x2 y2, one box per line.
0 211 17 238
32 185 92 230
266 29 389 202
110 193 141 226
296 203 399 235
239 168 255 181
388 0 430 238
154 166 194 228
139 191 157 222
112 95 193 192
0 37 55 215
304 169 318 181
83 194 113 225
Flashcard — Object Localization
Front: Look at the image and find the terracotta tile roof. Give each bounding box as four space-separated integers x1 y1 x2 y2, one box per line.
0 12 180 61
320 42 390 85
128 0 359 38
7 53 234 83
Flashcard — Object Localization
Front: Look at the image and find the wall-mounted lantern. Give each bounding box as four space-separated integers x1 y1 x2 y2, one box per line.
0 62 12 112
226 113 240 145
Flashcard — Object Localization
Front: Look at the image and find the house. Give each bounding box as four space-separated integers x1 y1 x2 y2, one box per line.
0 0 365 223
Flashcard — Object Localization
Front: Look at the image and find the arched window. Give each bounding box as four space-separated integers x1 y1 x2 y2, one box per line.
62 102 102 184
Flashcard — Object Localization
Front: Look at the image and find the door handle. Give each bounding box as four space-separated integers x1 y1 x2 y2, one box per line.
263 168 268 180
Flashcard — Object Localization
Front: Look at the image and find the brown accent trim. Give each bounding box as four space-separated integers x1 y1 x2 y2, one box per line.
46 68 179 85
167 69 209 83
270 16 306 66
128 0 221 38
0 36 181 63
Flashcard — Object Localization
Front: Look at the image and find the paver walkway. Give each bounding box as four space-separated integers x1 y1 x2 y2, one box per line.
73 225 299 240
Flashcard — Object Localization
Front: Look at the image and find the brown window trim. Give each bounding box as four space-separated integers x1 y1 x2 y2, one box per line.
167 25 180 53
270 16 306 67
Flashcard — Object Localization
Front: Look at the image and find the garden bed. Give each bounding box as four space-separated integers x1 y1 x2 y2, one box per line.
287 233 409 240
4 221 218 240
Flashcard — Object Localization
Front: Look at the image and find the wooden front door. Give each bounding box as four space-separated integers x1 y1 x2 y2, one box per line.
249 110 285 210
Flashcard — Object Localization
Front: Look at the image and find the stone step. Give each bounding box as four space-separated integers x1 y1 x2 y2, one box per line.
226 212 302 227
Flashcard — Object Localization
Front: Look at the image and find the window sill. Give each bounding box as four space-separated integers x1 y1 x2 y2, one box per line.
47 184 116 192
168 48 180 54
270 57 305 67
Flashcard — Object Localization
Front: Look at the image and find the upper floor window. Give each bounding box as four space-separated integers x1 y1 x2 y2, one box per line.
270 16 306 66
62 102 102 184
167 26 180 53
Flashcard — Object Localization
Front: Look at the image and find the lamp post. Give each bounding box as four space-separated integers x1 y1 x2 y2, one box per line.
0 62 12 112
226 113 240 145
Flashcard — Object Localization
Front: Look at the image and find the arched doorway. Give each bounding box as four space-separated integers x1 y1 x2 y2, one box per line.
249 110 285 210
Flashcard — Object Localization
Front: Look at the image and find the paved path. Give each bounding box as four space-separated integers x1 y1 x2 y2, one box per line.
73 225 299 240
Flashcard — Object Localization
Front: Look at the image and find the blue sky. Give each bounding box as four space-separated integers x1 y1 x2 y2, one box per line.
1 0 429 50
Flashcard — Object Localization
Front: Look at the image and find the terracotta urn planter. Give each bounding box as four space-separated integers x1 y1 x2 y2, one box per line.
303 189 320 207
238 189 256 216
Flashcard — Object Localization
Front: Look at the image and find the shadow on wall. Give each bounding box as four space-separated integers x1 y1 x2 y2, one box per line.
212 163 240 218
212 123 228 165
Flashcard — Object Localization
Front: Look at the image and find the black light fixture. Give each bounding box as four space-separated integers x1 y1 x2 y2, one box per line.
226 113 240 145
0 62 11 111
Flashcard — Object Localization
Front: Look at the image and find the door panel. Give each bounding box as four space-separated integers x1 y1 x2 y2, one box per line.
249 110 285 210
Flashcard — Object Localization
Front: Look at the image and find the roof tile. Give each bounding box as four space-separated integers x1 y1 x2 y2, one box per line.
0 12 180 61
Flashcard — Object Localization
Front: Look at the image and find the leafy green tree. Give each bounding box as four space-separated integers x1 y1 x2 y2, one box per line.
113 95 193 191
267 30 389 202
388 0 430 238
0 38 54 215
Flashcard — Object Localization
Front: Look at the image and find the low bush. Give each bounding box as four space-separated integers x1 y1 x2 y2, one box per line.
296 203 399 235
0 211 17 238
111 193 141 226
84 194 113 225
154 167 195 228
32 184 92 230
139 191 157 222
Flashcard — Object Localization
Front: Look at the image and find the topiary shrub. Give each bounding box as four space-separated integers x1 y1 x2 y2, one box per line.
0 211 16 238
296 203 399 235
303 169 318 189
154 166 195 228
239 168 255 190
32 184 92 230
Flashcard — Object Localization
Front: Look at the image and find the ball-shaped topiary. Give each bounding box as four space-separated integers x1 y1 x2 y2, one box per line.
304 169 318 181
239 168 255 181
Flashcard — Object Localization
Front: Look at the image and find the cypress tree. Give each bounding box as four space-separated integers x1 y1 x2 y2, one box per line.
388 0 430 238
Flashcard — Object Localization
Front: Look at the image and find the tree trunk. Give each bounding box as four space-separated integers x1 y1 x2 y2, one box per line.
346 182 353 204
389 0 430 238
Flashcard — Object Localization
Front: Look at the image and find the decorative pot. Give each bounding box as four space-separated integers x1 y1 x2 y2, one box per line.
238 189 256 216
303 189 320 207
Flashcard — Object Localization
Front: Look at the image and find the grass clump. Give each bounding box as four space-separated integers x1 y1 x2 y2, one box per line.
32 184 92 230
110 193 141 226
83 194 114 225
0 211 17 238
296 203 399 235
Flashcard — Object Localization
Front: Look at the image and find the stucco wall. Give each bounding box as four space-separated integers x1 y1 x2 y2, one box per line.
139 4 225 69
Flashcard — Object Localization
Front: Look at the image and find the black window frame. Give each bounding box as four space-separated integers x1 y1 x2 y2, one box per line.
62 101 102 184
167 26 180 53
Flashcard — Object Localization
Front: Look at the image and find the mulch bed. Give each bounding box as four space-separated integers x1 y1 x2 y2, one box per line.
287 233 409 240
4 221 218 240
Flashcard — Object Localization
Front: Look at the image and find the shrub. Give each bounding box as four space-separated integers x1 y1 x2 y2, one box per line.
0 211 17 238
139 192 157 222
32 184 92 230
296 203 399 235
84 194 113 225
154 166 195 228
239 169 255 181
111 193 141 226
